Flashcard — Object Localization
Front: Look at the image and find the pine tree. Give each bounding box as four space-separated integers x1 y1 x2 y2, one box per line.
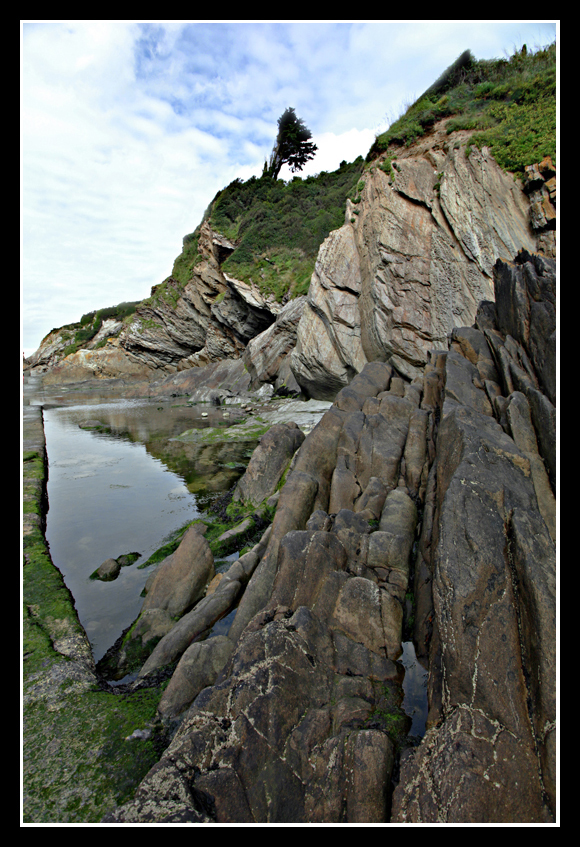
267 108 318 179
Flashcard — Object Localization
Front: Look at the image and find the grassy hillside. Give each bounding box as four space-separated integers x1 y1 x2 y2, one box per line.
169 157 365 303
367 41 556 177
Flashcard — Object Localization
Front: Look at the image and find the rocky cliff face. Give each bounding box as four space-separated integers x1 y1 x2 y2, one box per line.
27 121 556 823
27 125 555 401
30 222 282 384
104 246 555 823
286 127 554 397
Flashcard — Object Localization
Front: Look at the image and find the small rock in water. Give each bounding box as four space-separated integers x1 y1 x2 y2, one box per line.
201 412 209 417
94 558 121 581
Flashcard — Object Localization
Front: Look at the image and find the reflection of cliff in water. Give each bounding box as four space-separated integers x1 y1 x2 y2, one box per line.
41 396 257 663
145 436 258 507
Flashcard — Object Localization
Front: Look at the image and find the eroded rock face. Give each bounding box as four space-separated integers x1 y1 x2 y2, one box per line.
290 224 368 399
243 296 306 393
120 224 279 373
105 248 555 823
277 137 546 398
355 146 536 381
393 253 556 823
28 137 553 402
29 221 281 382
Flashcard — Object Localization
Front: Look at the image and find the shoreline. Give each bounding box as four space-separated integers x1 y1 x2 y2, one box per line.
22 385 171 823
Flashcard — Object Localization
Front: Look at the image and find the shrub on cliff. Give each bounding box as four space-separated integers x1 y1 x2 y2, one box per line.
367 41 556 176
171 157 364 301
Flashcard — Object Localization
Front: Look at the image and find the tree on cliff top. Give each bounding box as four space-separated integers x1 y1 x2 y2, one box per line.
266 107 318 179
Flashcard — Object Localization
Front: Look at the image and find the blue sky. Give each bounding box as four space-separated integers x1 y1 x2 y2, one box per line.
21 20 558 356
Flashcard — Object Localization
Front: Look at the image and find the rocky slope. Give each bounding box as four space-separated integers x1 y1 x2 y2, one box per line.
27 223 282 383
28 126 555 402
103 247 555 823
24 110 557 820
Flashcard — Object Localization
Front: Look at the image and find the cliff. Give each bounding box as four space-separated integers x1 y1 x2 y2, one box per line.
104 248 556 823
24 45 557 823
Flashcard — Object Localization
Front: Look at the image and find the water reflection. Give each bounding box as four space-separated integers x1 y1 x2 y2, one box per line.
41 397 253 663
400 641 429 738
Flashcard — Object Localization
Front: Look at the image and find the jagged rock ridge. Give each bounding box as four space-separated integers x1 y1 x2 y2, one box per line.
104 248 555 823
25 120 556 823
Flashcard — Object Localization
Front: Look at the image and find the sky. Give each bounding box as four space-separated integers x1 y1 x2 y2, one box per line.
21 20 558 357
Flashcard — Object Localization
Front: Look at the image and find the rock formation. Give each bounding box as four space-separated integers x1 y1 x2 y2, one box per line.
25 113 557 822
288 136 541 397
104 245 556 823
29 221 282 384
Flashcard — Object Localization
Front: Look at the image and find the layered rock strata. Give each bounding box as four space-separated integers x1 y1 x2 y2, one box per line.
27 141 554 405
104 249 555 823
32 222 282 384
284 138 542 399
119 224 279 373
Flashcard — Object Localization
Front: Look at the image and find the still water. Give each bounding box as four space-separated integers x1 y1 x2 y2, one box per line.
42 397 247 663
400 640 429 738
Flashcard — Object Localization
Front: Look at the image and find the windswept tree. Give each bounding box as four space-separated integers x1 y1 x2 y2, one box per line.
267 107 318 179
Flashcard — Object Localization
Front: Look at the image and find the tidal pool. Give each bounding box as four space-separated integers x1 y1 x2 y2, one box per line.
41 397 252 663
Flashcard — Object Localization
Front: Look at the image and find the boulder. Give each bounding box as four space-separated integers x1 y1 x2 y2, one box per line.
141 523 215 619
232 422 305 508
94 558 121 581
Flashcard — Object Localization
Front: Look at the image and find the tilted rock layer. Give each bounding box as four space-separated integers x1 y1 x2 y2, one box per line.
290 135 544 397
105 249 556 824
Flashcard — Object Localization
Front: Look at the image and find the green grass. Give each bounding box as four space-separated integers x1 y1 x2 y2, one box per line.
22 444 170 822
367 41 556 177
169 158 364 301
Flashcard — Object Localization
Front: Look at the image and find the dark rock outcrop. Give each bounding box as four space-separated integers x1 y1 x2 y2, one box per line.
105 248 555 823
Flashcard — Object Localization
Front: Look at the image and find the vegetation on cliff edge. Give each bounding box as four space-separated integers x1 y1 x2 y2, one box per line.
169 156 365 303
56 301 140 359
367 41 556 177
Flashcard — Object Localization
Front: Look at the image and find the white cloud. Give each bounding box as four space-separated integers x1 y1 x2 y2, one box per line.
22 20 557 356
